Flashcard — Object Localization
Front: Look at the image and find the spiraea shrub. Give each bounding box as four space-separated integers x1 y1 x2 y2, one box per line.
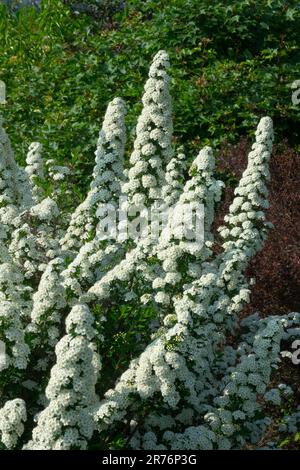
0 51 299 450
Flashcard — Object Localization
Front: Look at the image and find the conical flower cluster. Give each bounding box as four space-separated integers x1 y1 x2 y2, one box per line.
0 51 298 451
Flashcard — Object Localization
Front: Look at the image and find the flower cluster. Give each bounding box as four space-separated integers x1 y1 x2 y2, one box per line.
122 50 172 208
25 142 44 202
0 263 30 379
150 146 223 309
0 51 299 451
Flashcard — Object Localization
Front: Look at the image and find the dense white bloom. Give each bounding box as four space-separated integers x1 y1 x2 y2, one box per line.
219 117 274 256
47 161 70 182
29 258 67 349
160 150 187 206
7 196 62 280
24 304 101 450
91 117 287 451
30 197 59 221
264 388 281 406
25 142 45 202
0 399 26 449
2 120 34 203
61 97 126 252
150 146 223 309
0 52 298 452
0 262 31 375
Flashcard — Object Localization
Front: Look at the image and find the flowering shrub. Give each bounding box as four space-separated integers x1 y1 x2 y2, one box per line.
1 0 41 13
0 50 299 450
216 138 300 316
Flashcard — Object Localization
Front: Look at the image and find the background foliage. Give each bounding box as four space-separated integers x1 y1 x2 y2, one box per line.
0 0 300 202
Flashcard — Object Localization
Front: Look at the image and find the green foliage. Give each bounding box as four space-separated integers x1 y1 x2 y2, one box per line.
0 0 300 202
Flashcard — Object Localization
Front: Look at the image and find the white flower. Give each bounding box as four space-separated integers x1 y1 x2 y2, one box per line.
0 399 26 449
